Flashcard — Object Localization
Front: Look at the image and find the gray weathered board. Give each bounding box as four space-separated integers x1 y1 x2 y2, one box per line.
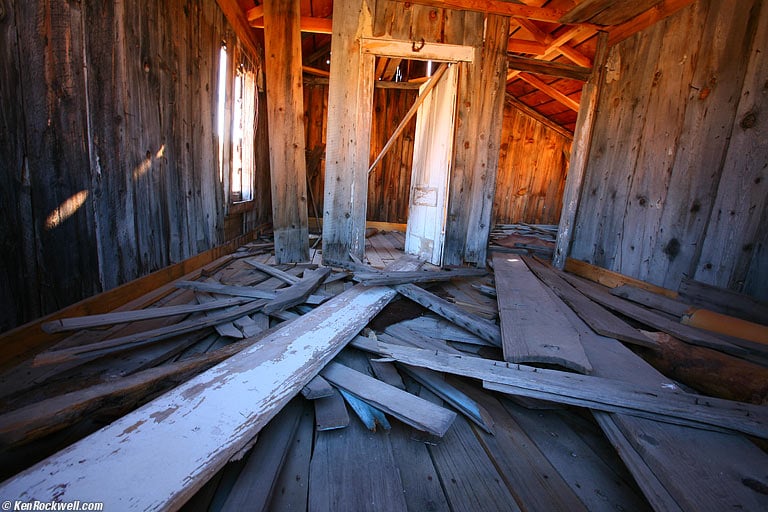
492 253 592 373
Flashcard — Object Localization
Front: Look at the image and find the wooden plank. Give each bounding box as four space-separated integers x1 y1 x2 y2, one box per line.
454 380 592 512
354 268 487 286
387 422 451 511
264 0 310 263
560 273 766 358
398 365 495 434
504 401 653 512
677 277 768 325
397 315 493 346
524 257 657 348
243 260 301 284
338 388 391 431
220 399 304 512
565 258 678 298
427 415 522 511
351 338 768 438
266 401 314 512
394 283 501 346
263 268 330 314
608 0 698 46
397 0 566 23
313 388 351 431
40 297 251 333
517 73 580 111
0 235 256 372
493 253 592 373
552 31 608 268
507 54 591 81
360 38 474 62
592 412 682 512
320 362 456 437
301 375 335 399
33 300 268 366
309 410 408 512
610 284 691 317
0 262 418 510
251 15 333 34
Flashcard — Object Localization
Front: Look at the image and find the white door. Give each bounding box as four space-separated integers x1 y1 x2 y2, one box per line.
405 63 459 265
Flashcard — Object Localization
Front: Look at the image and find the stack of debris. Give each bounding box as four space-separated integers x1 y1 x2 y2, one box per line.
0 234 767 511
490 223 557 257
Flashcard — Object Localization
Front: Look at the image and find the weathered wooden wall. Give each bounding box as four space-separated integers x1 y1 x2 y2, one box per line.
570 0 768 300
494 102 572 225
0 0 270 333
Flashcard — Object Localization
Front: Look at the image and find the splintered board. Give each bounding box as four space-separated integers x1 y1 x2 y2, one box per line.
493 253 592 373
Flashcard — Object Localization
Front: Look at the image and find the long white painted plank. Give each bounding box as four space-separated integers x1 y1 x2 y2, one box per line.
0 264 416 510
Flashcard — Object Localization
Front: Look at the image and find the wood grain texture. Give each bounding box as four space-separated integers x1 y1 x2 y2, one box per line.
570 0 767 300
444 14 509 266
264 0 309 263
493 101 572 225
493 253 592 373
322 0 375 264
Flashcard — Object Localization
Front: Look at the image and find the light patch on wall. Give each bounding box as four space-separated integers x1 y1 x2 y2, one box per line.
132 144 166 181
45 190 89 230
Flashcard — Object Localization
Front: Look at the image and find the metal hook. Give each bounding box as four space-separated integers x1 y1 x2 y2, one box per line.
412 38 425 52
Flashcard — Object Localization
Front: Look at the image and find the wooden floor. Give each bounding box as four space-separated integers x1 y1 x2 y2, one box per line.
2 229 765 511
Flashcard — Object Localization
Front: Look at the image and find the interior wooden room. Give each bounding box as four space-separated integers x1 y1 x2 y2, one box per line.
0 0 766 510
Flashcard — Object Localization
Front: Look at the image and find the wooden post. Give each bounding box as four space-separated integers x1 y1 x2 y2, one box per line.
264 0 310 263
322 0 375 264
553 31 609 269
443 14 510 266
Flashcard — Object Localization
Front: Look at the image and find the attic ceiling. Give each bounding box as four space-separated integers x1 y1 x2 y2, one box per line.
233 0 694 134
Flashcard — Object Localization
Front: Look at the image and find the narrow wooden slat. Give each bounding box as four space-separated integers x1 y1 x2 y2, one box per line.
351 338 768 438
33 300 268 366
493 253 592 373
308 411 408 512
243 260 300 284
301 375 335 400
267 402 314 512
40 297 251 333
394 283 501 347
397 0 566 23
564 257 678 298
354 268 487 286
338 388 391 431
610 284 691 317
220 399 304 512
321 362 456 437
518 73 580 111
524 257 657 349
361 39 475 62
313 388 350 431
507 54 591 81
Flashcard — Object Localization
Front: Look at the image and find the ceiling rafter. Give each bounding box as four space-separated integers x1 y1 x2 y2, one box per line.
517 73 580 112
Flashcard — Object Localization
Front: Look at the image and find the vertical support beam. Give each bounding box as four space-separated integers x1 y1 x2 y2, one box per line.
444 14 510 266
553 31 609 269
322 0 375 264
264 0 310 263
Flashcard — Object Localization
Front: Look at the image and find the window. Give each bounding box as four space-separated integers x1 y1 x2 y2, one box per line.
217 42 257 203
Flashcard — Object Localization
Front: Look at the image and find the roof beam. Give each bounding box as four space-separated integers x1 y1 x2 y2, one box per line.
394 0 569 23
507 55 591 81
518 73 581 112
516 20 594 67
507 39 548 55
250 15 333 34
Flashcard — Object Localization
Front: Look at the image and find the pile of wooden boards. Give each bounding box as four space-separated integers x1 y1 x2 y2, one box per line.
0 238 767 511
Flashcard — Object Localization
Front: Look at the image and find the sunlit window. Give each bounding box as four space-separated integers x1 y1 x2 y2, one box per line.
217 43 256 203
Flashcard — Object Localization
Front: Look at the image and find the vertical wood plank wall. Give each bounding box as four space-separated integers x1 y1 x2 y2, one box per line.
570 0 768 299
494 102 573 225
0 0 270 332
